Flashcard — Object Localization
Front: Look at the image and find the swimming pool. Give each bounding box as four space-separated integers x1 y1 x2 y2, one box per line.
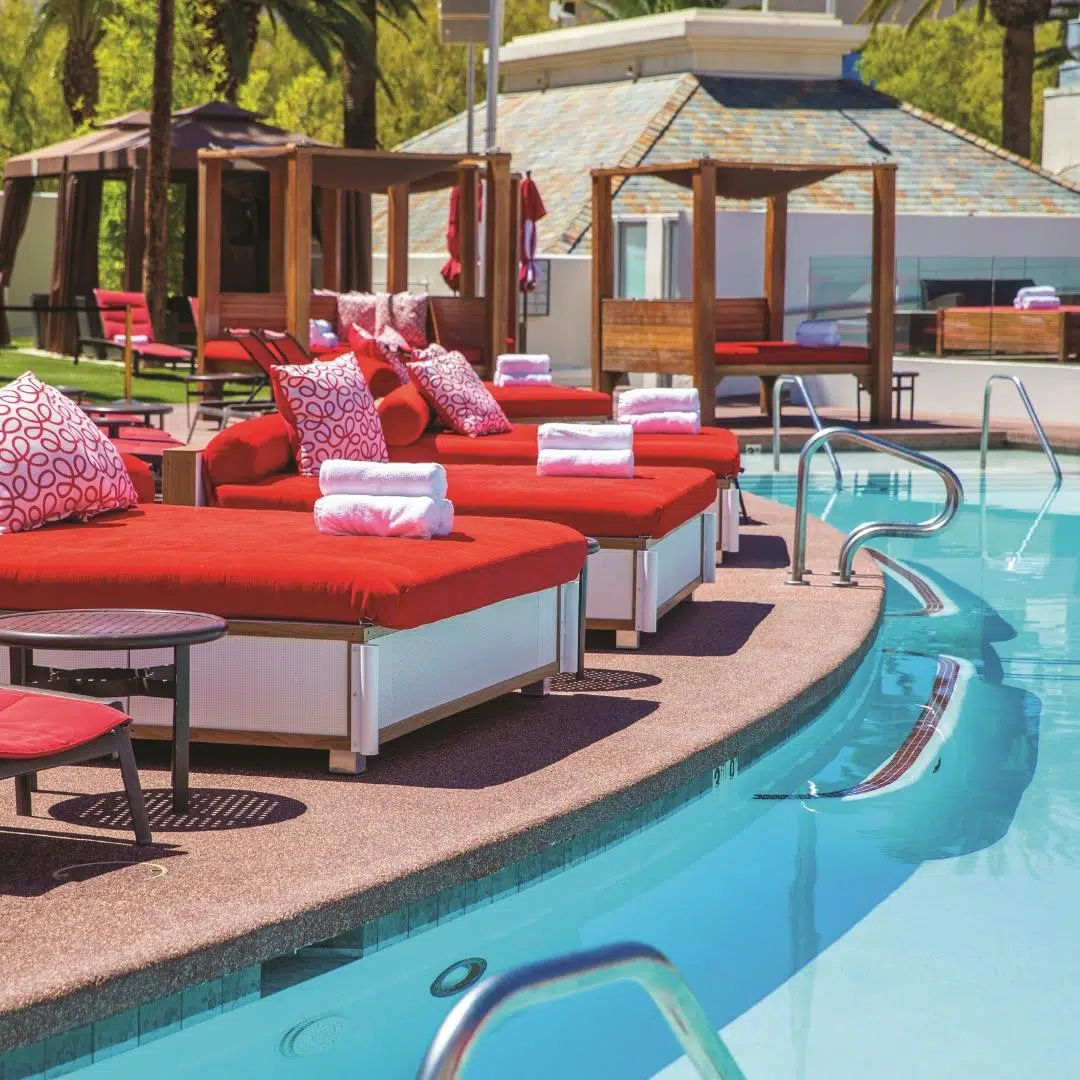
55 449 1080 1077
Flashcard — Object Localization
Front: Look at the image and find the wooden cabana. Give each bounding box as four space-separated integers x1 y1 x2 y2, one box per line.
591 158 898 424
196 145 516 374
0 102 320 353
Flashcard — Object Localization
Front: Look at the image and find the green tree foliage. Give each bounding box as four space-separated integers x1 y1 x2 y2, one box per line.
859 11 1062 159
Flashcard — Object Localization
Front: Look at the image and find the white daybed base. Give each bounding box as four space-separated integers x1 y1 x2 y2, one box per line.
588 510 717 650
0 582 579 775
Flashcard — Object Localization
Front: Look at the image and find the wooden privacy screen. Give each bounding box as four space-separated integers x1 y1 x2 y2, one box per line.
590 159 898 425
937 308 1080 363
197 146 516 376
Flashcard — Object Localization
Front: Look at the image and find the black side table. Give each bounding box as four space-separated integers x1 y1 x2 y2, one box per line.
0 609 226 813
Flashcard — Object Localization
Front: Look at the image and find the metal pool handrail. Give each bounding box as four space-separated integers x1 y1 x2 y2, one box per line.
980 374 1062 483
787 427 963 586
416 942 747 1080
771 374 842 487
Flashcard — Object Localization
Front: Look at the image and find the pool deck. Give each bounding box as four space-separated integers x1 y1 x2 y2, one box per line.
0 493 883 1051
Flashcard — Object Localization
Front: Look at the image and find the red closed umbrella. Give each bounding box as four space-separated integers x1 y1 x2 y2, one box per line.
519 173 547 292
440 185 461 291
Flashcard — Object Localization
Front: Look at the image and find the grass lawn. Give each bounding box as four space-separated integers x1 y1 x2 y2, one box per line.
0 350 269 405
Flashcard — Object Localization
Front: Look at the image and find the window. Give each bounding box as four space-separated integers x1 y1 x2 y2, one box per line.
615 221 648 298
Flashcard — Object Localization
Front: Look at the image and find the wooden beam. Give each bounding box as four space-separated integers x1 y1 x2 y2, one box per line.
692 161 717 424
459 167 478 299
386 182 410 293
507 173 521 352
268 162 286 293
590 172 614 393
197 157 223 375
869 165 897 425
285 148 313 340
485 155 512 377
320 188 340 291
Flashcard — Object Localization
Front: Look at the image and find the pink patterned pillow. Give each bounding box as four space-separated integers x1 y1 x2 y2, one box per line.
0 372 138 533
386 292 428 349
352 324 412 383
336 292 390 339
409 348 511 438
269 354 388 476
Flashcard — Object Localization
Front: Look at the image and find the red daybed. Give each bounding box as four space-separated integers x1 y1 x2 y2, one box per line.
485 382 612 422
0 500 586 773
713 342 871 368
191 429 719 646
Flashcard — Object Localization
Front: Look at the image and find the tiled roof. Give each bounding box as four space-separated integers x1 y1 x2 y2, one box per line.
387 72 1080 256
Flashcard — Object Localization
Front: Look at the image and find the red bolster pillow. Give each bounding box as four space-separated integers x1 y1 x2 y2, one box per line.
202 412 295 488
120 453 156 503
377 381 432 446
348 328 409 400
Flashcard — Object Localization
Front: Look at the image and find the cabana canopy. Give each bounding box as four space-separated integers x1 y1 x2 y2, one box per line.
0 102 322 351
591 157 898 424
196 145 515 371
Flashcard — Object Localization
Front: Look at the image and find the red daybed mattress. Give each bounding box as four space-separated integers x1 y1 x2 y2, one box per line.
213 464 716 539
484 383 612 420
713 341 870 366
0 504 585 630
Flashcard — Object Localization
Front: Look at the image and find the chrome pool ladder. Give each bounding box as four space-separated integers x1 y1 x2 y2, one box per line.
979 374 1061 483
771 374 842 487
417 942 746 1080
787 427 963 586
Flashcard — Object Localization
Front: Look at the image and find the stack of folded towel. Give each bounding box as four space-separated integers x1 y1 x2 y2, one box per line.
309 318 340 349
537 423 634 478
615 387 701 435
113 334 149 346
494 354 554 387
314 461 454 539
795 319 842 347
1014 286 1061 311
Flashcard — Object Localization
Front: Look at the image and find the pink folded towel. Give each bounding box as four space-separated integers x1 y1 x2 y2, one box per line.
624 411 701 435
113 334 149 346
1018 297 1061 310
319 460 448 500
314 495 455 539
617 387 700 417
537 422 633 451
537 448 634 479
494 372 554 387
496 354 551 376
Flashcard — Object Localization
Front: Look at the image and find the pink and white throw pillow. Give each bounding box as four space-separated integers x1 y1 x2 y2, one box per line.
352 324 412 384
270 354 388 476
337 291 390 339
409 347 511 438
0 372 138 533
385 292 429 349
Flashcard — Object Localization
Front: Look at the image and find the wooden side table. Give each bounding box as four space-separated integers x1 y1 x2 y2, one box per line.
0 609 227 813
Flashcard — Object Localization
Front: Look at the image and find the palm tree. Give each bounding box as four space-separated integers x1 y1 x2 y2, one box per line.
205 0 377 105
860 0 1054 160
25 0 114 127
144 0 174 338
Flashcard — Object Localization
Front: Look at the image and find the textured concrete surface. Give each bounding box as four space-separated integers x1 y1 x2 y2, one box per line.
0 494 883 1051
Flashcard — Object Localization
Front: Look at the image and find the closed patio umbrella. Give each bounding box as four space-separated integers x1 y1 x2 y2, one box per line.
440 184 462 291
519 172 546 292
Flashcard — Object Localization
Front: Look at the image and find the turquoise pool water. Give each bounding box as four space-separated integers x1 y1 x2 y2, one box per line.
65 450 1080 1077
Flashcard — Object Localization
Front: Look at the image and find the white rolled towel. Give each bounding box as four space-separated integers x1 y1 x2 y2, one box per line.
314 495 455 539
624 411 701 435
1019 296 1061 311
1016 285 1057 300
617 387 700 418
494 372 554 387
537 448 634 479
496 354 551 375
319 460 448 500
538 422 633 451
795 319 841 347
113 334 150 346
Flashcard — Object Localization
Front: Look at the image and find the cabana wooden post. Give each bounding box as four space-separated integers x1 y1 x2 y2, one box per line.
196 145 515 375
590 158 898 425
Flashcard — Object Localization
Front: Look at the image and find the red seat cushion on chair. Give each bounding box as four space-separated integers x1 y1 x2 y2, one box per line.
0 505 587 630
215 464 716 538
0 689 128 759
203 338 254 366
714 341 870 366
486 384 612 420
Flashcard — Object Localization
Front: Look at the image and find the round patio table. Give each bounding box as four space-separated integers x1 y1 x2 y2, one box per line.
0 609 227 814
82 401 173 438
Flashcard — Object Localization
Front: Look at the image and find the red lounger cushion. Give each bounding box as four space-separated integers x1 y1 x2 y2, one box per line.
216 464 716 538
0 689 130 759
203 338 253 366
0 504 587 630
487 383 613 419
714 341 870 366
390 424 741 480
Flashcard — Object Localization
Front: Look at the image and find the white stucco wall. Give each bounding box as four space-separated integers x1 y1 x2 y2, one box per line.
2 191 56 341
